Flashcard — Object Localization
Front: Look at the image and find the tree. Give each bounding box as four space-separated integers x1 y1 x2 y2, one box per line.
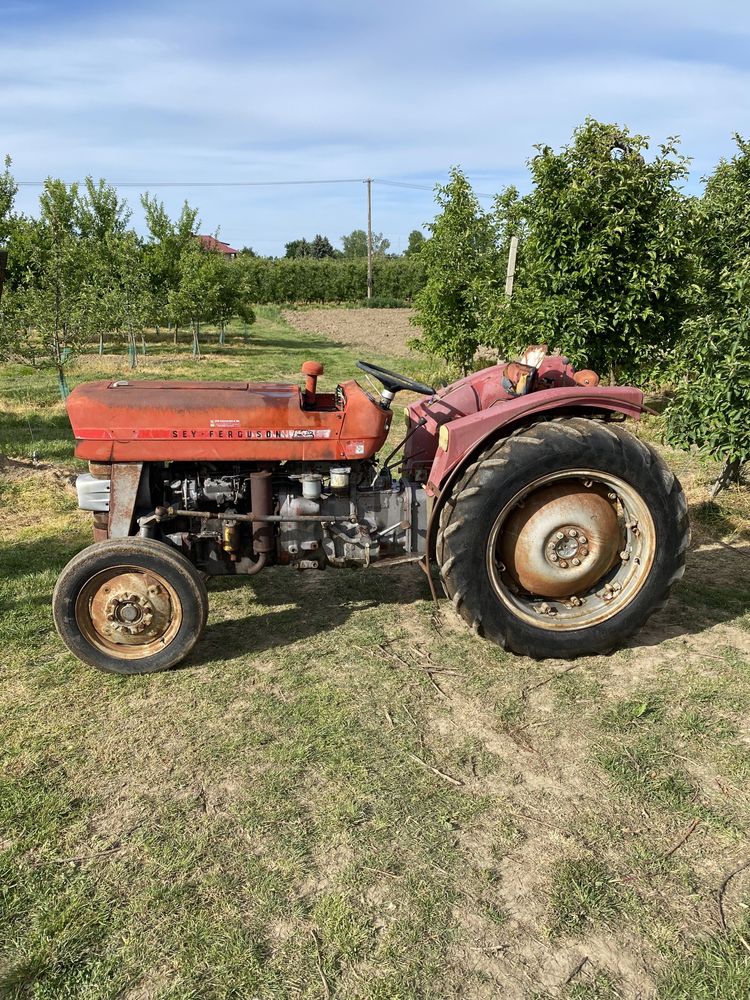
666 261 750 492
25 179 87 395
285 238 312 259
141 195 199 341
666 137 750 491
405 230 425 256
0 155 17 246
341 229 390 258
490 120 695 382
76 178 135 354
411 167 501 372
310 234 337 259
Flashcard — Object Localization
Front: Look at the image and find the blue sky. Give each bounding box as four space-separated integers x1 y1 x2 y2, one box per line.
1 0 749 255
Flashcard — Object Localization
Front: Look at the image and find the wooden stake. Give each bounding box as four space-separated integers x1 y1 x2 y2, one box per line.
505 235 518 298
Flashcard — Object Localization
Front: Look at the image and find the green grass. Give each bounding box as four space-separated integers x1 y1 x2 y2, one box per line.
2 307 750 997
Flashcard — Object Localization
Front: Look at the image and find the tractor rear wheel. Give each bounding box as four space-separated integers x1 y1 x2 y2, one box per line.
53 537 209 674
436 418 689 659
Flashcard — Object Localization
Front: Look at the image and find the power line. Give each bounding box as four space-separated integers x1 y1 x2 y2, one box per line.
15 175 498 198
16 177 366 189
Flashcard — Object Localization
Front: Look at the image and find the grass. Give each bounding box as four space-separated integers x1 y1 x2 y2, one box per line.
2 307 750 997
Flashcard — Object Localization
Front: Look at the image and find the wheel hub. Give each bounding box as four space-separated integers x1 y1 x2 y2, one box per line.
105 589 155 634
76 568 181 657
499 482 622 598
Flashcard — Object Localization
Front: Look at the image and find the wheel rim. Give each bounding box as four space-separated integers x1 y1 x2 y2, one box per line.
75 565 183 660
486 470 655 631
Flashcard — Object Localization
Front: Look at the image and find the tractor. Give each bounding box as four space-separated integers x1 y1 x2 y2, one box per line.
52 350 688 674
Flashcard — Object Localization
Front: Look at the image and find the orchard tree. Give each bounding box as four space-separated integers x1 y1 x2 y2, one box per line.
492 120 696 382
666 137 750 491
666 261 750 493
697 134 750 307
171 242 223 358
76 177 135 353
411 167 501 372
341 229 390 258
0 155 17 244
141 195 199 341
25 179 88 395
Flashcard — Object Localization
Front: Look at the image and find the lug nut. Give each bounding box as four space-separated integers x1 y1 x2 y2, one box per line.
578 535 587 545
556 531 564 540
571 558 580 566
569 529 578 538
550 553 558 562
620 550 630 561
559 560 568 569
579 547 589 557
608 492 617 501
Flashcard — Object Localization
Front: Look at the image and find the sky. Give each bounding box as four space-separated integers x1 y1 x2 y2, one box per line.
1 0 749 255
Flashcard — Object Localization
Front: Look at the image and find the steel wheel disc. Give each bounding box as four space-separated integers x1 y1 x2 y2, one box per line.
75 565 183 659
486 470 655 631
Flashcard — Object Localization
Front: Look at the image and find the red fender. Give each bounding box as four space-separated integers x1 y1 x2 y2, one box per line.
426 384 645 495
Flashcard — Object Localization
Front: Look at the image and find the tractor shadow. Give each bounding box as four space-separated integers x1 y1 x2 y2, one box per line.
191 563 430 666
627 541 750 651
192 543 750 666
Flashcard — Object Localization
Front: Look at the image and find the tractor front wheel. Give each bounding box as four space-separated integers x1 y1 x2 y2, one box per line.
436 418 689 659
53 538 209 674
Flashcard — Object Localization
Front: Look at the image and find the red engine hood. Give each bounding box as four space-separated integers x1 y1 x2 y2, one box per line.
67 378 392 463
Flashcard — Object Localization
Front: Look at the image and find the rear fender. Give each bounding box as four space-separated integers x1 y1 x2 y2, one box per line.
424 385 645 559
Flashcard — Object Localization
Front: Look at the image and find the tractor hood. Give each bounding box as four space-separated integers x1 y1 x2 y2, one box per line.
67 377 392 463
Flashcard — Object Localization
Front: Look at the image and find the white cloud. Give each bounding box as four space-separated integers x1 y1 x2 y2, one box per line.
2 0 749 250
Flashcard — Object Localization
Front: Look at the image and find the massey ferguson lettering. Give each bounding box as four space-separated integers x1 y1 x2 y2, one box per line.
74 427 333 441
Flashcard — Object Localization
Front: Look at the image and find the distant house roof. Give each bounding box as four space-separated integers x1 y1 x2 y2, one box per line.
196 235 239 257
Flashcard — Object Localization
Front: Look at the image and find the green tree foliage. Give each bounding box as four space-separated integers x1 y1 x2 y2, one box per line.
405 229 426 256
238 256 424 304
411 168 502 372
341 229 390 258
666 263 750 474
492 120 695 381
25 179 87 392
141 195 200 339
0 155 17 245
310 234 337 259
285 238 312 259
286 235 338 259
696 134 750 307
666 137 750 484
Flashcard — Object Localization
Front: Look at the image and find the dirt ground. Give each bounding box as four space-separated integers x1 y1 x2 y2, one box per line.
282 307 419 357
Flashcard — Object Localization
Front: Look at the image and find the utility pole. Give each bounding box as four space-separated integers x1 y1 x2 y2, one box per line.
366 178 373 300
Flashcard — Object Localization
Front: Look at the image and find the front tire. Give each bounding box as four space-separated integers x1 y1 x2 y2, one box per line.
53 538 209 674
436 418 689 659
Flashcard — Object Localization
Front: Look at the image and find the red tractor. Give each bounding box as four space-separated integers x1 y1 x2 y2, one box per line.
53 350 688 673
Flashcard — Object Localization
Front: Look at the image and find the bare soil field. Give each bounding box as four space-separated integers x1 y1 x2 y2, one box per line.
283 306 419 357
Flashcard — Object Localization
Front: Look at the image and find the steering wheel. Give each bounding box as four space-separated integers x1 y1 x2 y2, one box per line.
356 360 435 396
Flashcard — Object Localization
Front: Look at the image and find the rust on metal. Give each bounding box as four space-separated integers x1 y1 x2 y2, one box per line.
108 463 144 538
499 481 621 598
249 470 274 553
75 567 182 659
573 369 600 386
